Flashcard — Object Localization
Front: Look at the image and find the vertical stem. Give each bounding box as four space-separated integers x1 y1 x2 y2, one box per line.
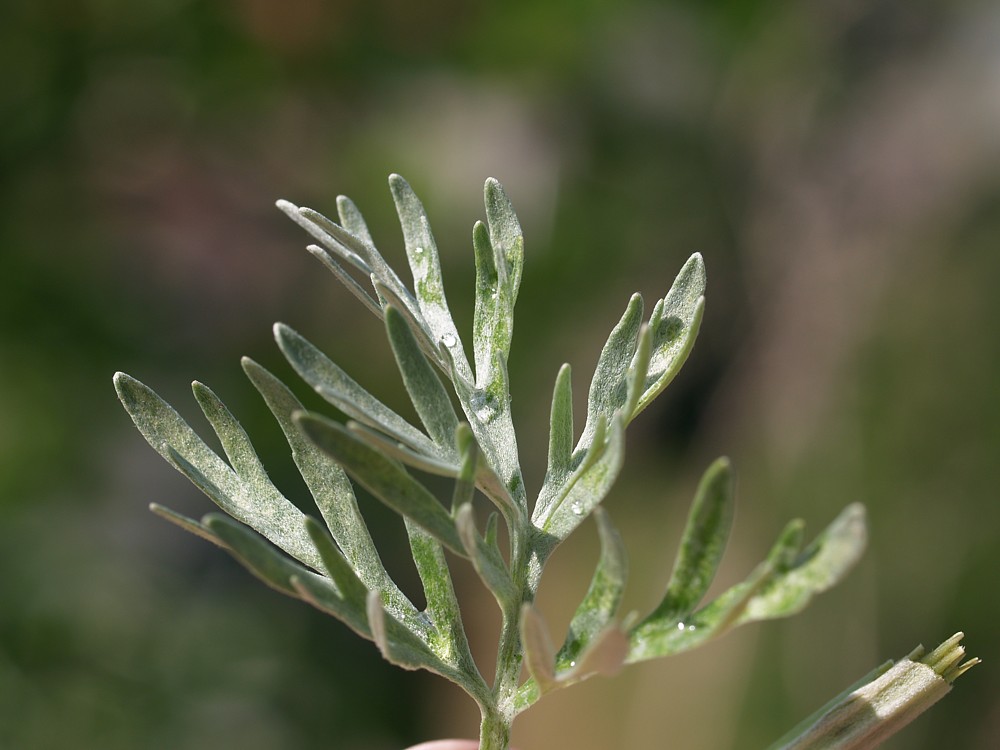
480 516 531 750
479 704 512 750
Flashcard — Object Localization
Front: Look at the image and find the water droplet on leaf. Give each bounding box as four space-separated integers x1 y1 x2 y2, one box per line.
441 333 457 348
470 390 499 423
570 501 584 516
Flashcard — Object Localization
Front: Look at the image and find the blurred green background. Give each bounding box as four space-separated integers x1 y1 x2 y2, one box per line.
1 0 998 747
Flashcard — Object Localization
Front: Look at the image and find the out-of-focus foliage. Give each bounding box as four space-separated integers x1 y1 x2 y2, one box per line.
1 0 997 748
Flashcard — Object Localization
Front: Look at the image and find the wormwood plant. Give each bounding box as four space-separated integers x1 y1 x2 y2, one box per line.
114 176 976 749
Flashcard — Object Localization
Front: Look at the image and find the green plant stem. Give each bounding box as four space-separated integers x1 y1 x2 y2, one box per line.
480 522 532 749
479 705 512 750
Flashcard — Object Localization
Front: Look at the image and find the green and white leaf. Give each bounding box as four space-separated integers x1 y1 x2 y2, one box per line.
555 508 628 671
294 412 465 557
390 174 473 383
274 322 439 457
384 304 460 456
114 372 320 569
634 253 706 417
640 457 735 626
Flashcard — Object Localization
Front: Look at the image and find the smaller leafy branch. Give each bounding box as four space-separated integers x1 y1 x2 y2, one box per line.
114 175 971 749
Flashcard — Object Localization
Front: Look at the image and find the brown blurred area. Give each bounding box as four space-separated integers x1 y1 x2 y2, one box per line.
1 1 997 748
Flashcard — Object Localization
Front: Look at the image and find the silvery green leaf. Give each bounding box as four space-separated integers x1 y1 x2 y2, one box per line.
203 522 374 644
303 516 368 605
274 322 439 457
736 503 867 625
203 513 328 598
640 457 734 627
440 343 523 518
635 253 707 417
286 200 417 320
241 358 422 627
305 244 382 318
627 505 866 663
451 423 477 513
404 517 480 677
384 304 460 455
114 372 320 570
484 177 523 307
472 220 508 391
543 363 574 489
389 174 472 382
149 502 223 548
456 503 517 607
275 199 372 277
622 323 653 421
365 591 472 682
191 380 323 563
533 415 626 561
556 507 628 670
472 177 522 392
295 412 466 557
577 293 643 455
345 421 462 477
336 194 374 247
372 278 448 373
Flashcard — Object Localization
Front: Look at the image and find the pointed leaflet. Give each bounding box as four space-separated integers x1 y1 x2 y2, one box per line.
275 200 372 277
635 253 706 417
534 416 626 563
472 178 523 391
456 503 517 607
641 457 735 626
389 174 472 382
114 373 320 569
484 177 524 307
440 342 523 519
278 198 418 325
295 412 465 557
274 322 439 457
207 514 373 642
373 278 451 374
628 517 803 662
627 504 866 663
404 516 482 680
303 517 368 604
544 363 574 488
736 503 867 625
472 220 506 390
451 422 477 514
345 421 461 477
240 358 422 628
577 294 644 455
364 591 475 684
336 195 375 247
384 304 460 455
305 244 382 318
556 507 628 670
191 381 328 567
149 503 223 548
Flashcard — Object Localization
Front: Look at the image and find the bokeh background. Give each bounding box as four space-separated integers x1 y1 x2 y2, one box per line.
2 0 998 748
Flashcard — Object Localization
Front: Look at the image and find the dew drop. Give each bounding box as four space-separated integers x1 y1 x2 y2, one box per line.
676 622 686 631
470 390 499 423
441 333 457 348
413 246 425 255
570 501 584 516
569 661 577 668
687 624 697 632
